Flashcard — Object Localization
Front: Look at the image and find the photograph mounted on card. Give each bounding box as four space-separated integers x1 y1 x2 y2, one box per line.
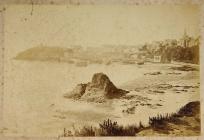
0 0 202 139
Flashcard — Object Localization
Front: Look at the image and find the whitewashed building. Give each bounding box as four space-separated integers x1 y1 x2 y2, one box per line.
153 55 162 63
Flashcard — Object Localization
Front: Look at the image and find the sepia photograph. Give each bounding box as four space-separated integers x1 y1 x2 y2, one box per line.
0 1 203 139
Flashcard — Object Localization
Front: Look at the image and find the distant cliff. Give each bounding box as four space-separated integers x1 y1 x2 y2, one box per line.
14 46 73 62
14 46 137 65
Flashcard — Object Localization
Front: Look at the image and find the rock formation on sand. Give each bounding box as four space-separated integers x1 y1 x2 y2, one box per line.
64 73 128 102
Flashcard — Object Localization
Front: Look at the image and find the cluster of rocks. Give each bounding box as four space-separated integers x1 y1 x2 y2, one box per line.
64 73 128 102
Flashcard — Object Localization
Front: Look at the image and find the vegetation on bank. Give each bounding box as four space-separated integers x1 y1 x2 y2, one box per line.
140 43 199 64
60 101 200 137
62 119 144 137
139 34 200 64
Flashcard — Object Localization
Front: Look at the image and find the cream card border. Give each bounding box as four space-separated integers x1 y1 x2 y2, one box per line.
0 0 203 140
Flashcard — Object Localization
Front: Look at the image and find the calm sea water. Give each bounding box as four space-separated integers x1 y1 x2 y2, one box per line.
3 60 199 136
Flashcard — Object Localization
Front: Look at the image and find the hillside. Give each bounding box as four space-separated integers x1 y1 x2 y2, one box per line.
14 46 73 61
14 46 131 65
137 101 200 136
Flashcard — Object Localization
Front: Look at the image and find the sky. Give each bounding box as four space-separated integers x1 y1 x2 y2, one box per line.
4 5 201 57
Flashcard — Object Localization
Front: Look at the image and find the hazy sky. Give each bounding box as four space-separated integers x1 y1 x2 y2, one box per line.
4 5 200 57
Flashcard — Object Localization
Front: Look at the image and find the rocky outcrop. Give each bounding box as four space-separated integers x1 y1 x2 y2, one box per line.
64 73 128 102
64 83 87 99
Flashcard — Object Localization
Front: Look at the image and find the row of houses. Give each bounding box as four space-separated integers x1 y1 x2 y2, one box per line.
129 31 200 63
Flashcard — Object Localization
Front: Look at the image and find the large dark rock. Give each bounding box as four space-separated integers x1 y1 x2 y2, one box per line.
87 73 122 97
64 73 128 102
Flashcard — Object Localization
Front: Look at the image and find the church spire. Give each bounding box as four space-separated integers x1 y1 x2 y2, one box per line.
183 29 188 47
184 28 187 38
